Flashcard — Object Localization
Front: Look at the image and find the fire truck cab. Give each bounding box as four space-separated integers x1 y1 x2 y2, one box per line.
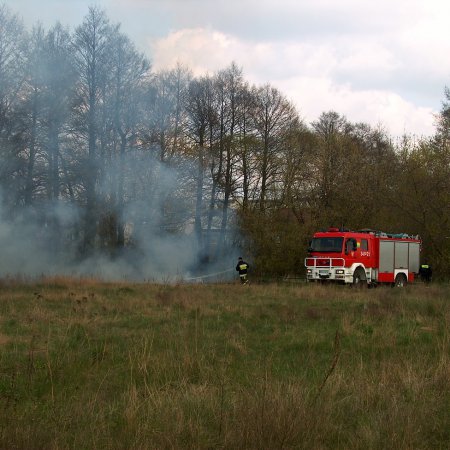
305 228 421 287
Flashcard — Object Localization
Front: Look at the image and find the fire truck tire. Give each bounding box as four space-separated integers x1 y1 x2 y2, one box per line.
394 273 407 287
352 268 367 288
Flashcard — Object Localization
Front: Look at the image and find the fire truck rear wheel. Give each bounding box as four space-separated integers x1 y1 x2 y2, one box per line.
394 273 407 287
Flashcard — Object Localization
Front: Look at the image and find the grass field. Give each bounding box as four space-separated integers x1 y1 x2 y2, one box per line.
0 279 449 449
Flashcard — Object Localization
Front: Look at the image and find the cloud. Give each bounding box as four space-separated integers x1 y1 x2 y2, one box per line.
138 0 425 41
279 77 435 136
149 28 241 76
9 0 449 137
149 27 437 137
145 0 448 138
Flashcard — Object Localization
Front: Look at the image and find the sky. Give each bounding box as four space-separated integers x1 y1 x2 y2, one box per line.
8 0 450 138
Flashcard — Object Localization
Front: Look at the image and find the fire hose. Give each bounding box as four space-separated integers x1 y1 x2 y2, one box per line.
184 268 235 281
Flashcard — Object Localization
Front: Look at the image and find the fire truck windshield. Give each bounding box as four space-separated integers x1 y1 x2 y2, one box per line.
310 237 344 253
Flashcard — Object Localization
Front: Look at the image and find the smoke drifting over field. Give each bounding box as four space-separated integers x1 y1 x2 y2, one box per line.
0 155 237 282
0 5 248 283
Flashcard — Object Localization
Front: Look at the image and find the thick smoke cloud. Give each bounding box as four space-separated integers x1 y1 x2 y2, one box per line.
0 155 238 282
0 5 244 283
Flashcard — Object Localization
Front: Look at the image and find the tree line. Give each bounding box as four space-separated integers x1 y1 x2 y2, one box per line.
0 5 449 278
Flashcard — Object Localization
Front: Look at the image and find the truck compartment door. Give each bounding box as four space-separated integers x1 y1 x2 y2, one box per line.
379 241 394 272
408 242 420 273
394 242 409 269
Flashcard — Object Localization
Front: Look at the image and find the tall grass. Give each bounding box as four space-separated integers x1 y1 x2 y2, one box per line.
0 281 449 449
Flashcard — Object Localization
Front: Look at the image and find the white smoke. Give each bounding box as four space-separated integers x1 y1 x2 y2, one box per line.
0 153 239 282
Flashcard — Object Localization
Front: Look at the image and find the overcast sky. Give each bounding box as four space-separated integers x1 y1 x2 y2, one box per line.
8 0 450 137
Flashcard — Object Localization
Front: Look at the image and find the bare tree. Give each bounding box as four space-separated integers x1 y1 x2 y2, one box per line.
234 84 258 211
146 64 191 162
21 25 46 207
250 84 299 212
0 5 27 207
41 23 75 204
108 29 150 247
72 6 112 252
184 76 213 246
214 63 245 254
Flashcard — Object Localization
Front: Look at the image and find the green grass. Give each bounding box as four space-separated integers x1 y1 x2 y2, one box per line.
0 279 449 449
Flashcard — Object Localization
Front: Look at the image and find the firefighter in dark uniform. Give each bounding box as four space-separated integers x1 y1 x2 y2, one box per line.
236 257 249 284
419 263 432 283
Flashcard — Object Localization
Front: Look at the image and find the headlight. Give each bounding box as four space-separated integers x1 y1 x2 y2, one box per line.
335 269 344 274
307 269 312 274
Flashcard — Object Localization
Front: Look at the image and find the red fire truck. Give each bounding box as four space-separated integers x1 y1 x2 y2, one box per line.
305 228 421 287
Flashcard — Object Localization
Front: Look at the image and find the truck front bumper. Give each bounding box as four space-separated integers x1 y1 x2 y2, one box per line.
306 267 347 282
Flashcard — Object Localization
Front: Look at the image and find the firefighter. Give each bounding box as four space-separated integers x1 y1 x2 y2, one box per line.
236 257 249 284
419 263 432 283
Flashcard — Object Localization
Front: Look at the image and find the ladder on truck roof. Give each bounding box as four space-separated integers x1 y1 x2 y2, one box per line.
320 227 420 240
357 229 419 240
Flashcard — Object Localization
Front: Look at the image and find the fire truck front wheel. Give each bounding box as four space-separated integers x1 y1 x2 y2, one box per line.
352 268 367 288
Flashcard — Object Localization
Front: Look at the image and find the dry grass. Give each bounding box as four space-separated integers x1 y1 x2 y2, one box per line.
0 279 449 449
